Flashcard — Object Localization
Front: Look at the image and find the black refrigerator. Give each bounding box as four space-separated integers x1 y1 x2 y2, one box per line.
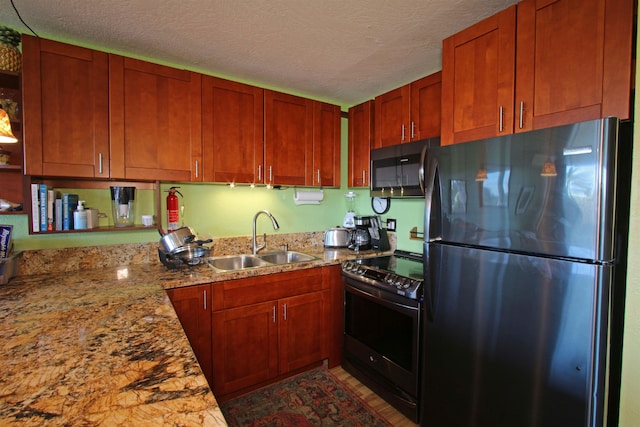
420 117 631 427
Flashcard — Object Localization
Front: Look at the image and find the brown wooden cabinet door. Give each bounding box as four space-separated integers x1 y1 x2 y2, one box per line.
312 101 341 187
264 90 313 186
375 85 411 147
109 56 202 181
410 72 442 140
515 0 633 132
441 6 516 145
166 284 213 386
22 35 110 177
202 76 264 184
279 291 328 373
348 100 375 188
212 301 279 395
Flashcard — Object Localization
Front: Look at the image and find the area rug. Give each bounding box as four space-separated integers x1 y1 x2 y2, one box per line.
220 367 393 427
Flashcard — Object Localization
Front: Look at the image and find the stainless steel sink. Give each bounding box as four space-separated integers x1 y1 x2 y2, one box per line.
206 251 317 272
207 254 270 271
257 251 317 265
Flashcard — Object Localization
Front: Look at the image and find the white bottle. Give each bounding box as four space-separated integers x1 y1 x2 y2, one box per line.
73 200 88 230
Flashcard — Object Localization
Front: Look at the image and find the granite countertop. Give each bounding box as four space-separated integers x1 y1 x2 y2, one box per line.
0 245 386 426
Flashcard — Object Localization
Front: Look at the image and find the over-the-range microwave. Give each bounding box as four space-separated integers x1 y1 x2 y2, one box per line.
370 137 440 198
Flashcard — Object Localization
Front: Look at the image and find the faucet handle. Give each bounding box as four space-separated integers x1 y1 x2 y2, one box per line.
282 243 289 252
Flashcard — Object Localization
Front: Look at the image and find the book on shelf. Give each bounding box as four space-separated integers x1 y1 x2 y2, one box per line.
30 184 39 233
39 184 48 232
62 193 78 231
54 194 62 231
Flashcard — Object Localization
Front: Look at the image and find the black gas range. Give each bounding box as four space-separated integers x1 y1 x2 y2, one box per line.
341 249 424 300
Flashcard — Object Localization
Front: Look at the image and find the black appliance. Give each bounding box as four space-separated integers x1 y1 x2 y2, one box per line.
370 137 439 198
341 250 424 422
421 117 631 426
348 215 372 251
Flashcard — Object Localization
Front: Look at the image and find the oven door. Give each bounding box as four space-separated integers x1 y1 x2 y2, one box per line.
343 277 421 398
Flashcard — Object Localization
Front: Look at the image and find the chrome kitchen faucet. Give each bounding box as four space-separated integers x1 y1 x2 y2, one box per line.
252 210 280 254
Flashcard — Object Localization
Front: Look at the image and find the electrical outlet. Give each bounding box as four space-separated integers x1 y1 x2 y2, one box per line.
386 218 396 232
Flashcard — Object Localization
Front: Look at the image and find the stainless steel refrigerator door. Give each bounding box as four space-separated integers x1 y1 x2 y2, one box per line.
422 243 611 427
425 117 619 262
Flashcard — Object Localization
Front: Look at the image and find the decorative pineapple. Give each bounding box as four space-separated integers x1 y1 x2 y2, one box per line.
0 26 21 72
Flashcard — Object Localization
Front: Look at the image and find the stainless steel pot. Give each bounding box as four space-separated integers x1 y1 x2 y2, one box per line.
169 242 210 265
159 226 196 253
324 227 351 248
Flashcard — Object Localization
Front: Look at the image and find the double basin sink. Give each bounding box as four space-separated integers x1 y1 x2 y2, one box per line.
207 250 317 272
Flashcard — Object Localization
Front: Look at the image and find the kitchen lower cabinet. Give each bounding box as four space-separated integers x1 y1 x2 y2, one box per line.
210 267 333 398
166 283 213 386
22 35 111 178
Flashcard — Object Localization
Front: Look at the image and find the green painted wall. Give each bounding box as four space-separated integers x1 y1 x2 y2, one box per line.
618 11 640 426
1 117 424 251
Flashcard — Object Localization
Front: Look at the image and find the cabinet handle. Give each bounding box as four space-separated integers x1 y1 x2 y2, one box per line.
519 101 524 129
411 121 416 139
98 153 103 175
258 165 262 181
362 170 366 185
195 160 199 178
283 303 287 320
272 305 276 323
203 289 207 310
499 106 504 133
401 124 406 142
269 166 273 183
317 169 321 185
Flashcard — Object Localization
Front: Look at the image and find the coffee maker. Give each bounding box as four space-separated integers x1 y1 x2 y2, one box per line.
349 216 371 251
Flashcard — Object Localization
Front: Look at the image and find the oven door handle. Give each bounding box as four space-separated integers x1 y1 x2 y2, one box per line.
344 280 420 313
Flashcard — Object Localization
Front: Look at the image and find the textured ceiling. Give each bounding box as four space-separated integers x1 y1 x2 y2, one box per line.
0 0 517 107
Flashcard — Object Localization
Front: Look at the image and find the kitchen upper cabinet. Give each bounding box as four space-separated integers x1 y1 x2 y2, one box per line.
211 267 329 397
166 284 213 386
375 71 442 147
202 76 264 184
410 72 442 140
348 100 375 188
375 84 410 147
514 0 633 132
440 6 516 146
22 35 110 178
264 90 313 186
441 0 633 145
109 55 203 181
311 101 341 187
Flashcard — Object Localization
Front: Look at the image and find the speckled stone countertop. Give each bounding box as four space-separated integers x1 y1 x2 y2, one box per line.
0 267 228 426
0 234 393 426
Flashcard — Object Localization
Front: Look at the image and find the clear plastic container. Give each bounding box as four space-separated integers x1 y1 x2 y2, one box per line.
110 186 136 227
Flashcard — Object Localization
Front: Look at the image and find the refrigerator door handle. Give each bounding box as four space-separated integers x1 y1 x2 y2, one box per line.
423 151 439 243
418 143 428 195
423 150 440 322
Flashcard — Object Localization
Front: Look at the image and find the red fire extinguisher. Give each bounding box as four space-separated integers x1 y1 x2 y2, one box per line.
166 187 183 232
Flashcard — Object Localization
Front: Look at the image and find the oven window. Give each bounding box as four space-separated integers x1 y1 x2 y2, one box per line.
345 290 415 371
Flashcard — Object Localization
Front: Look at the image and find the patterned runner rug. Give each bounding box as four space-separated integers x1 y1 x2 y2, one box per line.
220 367 393 426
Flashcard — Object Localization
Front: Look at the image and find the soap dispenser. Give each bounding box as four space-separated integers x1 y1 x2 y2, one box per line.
73 200 88 230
